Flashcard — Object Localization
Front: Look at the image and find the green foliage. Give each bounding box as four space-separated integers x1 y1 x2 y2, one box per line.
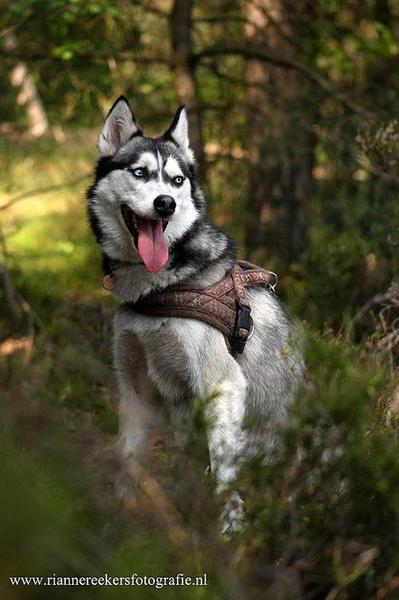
1 297 398 599
240 330 399 598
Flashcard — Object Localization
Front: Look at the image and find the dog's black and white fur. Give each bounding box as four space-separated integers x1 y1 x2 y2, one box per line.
88 97 304 533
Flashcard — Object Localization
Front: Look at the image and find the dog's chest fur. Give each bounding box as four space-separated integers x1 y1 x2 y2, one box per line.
115 306 225 402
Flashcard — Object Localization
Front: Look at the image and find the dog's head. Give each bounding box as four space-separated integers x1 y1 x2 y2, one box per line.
89 96 205 273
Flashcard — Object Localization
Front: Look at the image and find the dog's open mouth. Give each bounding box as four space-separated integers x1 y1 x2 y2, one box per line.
121 204 169 274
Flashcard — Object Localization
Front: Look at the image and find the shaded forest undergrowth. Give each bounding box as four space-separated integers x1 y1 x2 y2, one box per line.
1 134 399 600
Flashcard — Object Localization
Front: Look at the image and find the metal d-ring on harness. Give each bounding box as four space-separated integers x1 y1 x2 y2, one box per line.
127 260 278 358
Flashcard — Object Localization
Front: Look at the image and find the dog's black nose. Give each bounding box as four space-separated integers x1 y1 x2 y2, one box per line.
154 195 176 217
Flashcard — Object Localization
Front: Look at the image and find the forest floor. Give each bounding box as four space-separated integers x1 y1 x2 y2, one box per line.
1 133 398 600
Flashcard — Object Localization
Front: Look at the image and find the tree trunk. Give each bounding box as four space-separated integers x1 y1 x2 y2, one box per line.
244 0 315 266
170 0 204 167
4 30 49 137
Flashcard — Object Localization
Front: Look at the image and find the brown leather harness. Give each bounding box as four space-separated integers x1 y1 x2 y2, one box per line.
123 261 277 357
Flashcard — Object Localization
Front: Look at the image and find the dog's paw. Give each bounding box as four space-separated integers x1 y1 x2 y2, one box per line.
220 491 245 537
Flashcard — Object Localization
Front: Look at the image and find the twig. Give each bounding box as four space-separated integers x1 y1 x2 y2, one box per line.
354 284 399 322
124 459 188 545
241 0 301 51
0 173 91 212
0 259 51 357
356 153 399 184
122 458 245 599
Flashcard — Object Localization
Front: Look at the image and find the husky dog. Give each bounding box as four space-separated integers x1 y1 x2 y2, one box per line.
88 97 303 533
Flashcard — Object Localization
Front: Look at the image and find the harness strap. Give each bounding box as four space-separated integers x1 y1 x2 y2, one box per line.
130 261 276 357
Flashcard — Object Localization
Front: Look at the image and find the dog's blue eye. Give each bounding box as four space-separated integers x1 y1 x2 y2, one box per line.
132 168 144 178
173 175 184 186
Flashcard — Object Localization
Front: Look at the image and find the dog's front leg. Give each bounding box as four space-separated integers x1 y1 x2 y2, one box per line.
114 329 161 499
205 364 247 535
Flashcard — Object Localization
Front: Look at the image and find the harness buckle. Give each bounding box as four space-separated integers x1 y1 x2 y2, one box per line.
231 302 252 355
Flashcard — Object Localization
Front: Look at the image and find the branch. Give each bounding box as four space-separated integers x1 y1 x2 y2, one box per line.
193 14 247 24
194 46 372 117
0 17 33 42
0 51 172 66
0 173 91 212
200 59 267 93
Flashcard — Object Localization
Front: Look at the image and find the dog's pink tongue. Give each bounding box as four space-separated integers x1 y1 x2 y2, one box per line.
137 217 169 273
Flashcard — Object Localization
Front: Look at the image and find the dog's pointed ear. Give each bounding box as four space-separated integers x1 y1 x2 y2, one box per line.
97 96 141 156
164 106 195 162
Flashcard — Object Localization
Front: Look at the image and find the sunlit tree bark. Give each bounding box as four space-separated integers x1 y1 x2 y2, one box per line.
170 0 204 167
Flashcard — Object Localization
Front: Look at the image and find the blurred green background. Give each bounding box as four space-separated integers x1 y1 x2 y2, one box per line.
1 1 398 599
